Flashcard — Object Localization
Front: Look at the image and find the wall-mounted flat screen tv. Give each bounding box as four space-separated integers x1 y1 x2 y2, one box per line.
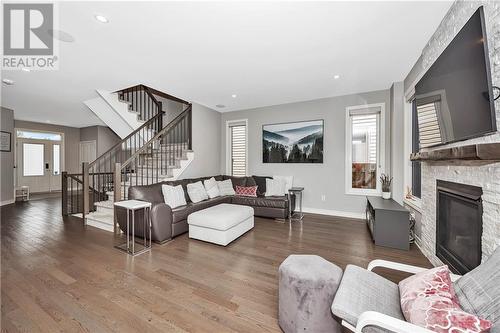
414 6 497 149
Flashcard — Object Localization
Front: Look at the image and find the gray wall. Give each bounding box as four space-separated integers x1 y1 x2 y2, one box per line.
14 120 81 174
181 103 221 178
80 125 121 156
97 126 120 155
220 90 391 215
390 82 405 204
1 107 15 204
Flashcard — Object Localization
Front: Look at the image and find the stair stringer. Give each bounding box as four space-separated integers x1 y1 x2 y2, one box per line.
83 97 131 138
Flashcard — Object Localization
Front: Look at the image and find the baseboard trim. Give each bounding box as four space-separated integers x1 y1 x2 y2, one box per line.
302 207 364 220
0 199 15 206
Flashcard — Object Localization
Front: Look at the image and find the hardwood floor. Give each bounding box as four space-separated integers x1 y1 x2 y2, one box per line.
1 196 431 333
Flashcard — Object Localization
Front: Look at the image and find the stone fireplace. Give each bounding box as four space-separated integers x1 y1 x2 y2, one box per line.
412 1 500 267
436 180 483 274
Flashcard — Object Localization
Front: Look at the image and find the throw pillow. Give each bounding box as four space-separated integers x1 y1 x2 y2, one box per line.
265 178 286 197
273 175 293 195
161 184 187 208
203 177 220 199
218 179 236 196
399 266 492 333
186 181 209 203
235 186 258 197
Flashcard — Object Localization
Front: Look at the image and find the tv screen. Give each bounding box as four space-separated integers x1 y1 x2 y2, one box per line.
415 6 496 148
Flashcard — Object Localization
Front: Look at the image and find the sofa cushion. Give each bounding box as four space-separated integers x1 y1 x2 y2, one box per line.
171 205 192 223
454 247 500 332
231 195 288 209
223 176 247 189
245 176 257 187
190 196 232 214
331 265 404 332
252 175 272 196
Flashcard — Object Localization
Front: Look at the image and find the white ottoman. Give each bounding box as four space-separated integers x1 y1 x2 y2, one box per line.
187 203 254 246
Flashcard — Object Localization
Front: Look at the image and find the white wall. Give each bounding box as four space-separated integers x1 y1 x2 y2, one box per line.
220 90 391 216
181 103 221 178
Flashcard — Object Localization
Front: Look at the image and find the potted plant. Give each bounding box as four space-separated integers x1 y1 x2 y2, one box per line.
380 174 393 199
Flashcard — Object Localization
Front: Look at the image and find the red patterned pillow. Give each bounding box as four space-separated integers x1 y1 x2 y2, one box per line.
235 186 257 197
399 266 491 333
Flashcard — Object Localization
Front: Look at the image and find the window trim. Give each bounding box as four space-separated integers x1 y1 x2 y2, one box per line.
345 103 386 196
403 98 422 210
225 119 248 177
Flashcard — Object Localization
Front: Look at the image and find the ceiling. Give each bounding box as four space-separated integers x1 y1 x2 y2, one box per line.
1 1 453 128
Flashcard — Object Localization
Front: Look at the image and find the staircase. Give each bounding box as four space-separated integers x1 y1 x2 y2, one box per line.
63 84 193 232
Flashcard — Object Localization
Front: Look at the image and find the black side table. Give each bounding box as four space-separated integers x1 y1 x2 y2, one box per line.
288 187 304 221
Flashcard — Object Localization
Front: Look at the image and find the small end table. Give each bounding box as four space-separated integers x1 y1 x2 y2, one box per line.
114 200 152 256
288 187 304 221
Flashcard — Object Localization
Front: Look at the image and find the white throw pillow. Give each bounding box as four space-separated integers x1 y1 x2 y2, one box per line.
273 175 293 194
265 178 286 197
203 177 220 199
161 184 187 208
187 181 209 203
217 179 236 196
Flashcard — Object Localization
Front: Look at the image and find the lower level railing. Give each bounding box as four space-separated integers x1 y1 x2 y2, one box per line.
61 171 113 216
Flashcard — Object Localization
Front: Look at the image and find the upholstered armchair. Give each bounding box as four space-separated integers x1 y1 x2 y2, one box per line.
331 247 500 333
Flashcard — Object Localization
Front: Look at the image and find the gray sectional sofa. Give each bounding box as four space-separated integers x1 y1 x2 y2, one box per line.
115 175 295 243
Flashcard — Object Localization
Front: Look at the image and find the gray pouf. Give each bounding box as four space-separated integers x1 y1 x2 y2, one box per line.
279 255 343 333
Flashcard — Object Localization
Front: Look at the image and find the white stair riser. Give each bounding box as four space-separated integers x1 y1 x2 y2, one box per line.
86 217 114 233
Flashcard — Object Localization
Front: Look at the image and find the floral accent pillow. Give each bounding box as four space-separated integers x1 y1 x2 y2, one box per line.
235 186 258 197
399 266 492 333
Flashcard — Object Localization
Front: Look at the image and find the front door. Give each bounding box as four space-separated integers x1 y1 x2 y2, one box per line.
16 134 63 193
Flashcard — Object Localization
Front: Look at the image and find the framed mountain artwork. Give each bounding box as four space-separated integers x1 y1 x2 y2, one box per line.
262 120 324 163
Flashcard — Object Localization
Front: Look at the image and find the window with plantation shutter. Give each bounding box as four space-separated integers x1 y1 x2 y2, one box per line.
229 123 247 177
345 104 385 196
416 98 443 148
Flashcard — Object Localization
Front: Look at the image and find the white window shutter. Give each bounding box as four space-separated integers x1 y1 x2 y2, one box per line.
417 102 442 148
230 125 246 177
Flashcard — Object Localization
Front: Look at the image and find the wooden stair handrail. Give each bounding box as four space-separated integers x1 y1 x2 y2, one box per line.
119 105 192 171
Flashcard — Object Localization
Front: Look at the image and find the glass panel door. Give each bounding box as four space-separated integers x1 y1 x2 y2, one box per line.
17 141 50 193
16 136 63 193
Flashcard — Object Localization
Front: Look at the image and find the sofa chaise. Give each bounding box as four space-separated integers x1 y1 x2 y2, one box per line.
115 175 296 243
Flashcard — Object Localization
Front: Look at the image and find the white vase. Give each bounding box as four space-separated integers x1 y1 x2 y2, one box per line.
382 191 391 200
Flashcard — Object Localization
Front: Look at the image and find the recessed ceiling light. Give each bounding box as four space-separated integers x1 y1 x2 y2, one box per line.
216 104 226 108
2 78 14 85
49 29 75 42
333 74 340 79
22 67 31 72
94 14 109 23
231 94 237 98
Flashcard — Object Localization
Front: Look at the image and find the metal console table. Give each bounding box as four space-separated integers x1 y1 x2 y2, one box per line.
288 187 304 221
114 200 152 256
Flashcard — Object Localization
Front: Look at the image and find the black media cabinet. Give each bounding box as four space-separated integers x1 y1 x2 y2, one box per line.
366 196 410 251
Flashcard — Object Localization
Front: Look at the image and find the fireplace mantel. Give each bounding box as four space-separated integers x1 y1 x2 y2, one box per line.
410 143 500 163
